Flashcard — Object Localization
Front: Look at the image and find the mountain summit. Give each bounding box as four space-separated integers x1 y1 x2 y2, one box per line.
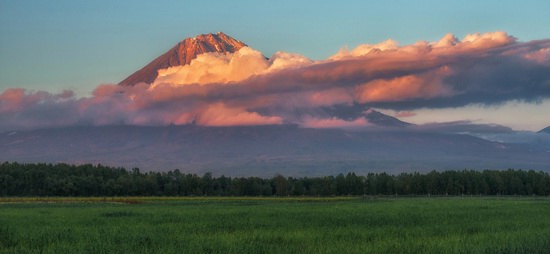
119 32 247 86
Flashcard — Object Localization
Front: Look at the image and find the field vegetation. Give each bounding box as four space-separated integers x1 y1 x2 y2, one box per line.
2 163 549 252
1 197 550 253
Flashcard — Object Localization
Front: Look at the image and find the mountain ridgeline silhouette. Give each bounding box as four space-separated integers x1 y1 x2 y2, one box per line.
2 125 549 176
539 126 550 134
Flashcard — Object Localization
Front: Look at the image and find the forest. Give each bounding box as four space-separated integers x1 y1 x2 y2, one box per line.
1 162 549 197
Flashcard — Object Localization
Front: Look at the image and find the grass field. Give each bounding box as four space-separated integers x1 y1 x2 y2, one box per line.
1 197 550 253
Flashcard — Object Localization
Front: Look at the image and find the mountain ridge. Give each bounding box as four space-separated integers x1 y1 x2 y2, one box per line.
538 126 550 133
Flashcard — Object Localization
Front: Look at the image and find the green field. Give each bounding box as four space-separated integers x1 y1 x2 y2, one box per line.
1 197 550 253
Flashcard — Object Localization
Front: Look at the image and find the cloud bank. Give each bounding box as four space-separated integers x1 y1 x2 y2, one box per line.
1 32 550 130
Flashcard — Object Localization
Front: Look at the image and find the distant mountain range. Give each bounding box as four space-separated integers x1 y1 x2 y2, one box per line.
119 32 246 86
2 125 548 177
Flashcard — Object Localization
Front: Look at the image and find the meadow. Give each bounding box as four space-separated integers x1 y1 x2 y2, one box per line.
1 197 550 253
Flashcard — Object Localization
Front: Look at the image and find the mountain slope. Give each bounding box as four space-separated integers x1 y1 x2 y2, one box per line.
319 103 412 128
119 32 247 86
538 126 550 134
365 110 411 127
2 125 548 177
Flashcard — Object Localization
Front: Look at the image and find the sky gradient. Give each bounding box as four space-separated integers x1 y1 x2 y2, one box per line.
1 1 550 131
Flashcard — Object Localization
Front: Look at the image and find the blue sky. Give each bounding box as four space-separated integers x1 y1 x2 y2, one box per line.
1 0 549 95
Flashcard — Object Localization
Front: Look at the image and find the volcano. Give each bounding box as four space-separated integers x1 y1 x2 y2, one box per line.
119 32 247 86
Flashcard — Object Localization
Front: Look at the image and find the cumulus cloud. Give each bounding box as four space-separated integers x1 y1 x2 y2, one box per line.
330 39 399 60
460 31 516 49
354 67 454 103
330 31 516 60
151 47 313 88
1 31 550 130
152 47 269 87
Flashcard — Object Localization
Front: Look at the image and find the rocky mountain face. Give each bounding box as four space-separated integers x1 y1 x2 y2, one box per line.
119 32 247 86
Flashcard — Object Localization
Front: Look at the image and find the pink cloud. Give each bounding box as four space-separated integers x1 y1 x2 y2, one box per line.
355 67 454 103
394 111 417 118
307 88 354 107
330 39 399 60
300 117 370 129
460 32 516 50
523 48 550 64
195 103 283 126
0 88 75 114
0 88 27 113
151 47 313 88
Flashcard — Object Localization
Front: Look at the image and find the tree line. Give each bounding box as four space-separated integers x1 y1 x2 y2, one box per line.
1 162 549 197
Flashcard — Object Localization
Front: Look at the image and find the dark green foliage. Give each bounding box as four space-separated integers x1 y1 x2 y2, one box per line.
1 161 549 196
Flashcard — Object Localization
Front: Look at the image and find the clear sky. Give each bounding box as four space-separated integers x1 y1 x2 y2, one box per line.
1 1 550 131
